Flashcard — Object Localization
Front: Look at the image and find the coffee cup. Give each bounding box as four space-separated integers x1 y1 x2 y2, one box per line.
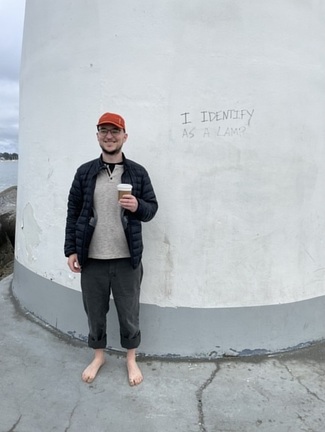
117 183 133 200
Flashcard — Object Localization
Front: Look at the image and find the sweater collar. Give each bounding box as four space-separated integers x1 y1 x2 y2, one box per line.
97 153 129 171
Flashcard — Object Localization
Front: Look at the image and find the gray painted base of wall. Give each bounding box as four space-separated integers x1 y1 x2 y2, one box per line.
12 260 325 358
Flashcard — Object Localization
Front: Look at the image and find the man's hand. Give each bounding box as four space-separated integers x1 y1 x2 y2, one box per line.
119 194 139 213
67 253 81 273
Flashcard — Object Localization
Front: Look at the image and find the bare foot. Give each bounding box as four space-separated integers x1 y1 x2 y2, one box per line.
82 352 105 383
127 359 143 386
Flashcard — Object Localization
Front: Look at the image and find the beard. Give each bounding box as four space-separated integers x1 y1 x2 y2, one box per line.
100 142 123 156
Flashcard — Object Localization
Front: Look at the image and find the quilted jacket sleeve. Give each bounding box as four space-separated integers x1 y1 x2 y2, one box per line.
64 170 83 257
132 168 158 222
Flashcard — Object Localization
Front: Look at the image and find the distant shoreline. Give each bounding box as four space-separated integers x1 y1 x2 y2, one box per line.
0 153 18 161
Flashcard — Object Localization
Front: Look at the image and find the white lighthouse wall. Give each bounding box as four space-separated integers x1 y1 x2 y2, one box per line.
13 0 325 357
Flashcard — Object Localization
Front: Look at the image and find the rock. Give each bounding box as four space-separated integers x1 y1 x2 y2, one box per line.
0 186 16 246
0 211 16 246
0 227 14 279
0 185 17 209
0 187 16 279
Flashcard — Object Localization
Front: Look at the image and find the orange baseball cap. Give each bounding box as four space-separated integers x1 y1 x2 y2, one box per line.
97 112 126 130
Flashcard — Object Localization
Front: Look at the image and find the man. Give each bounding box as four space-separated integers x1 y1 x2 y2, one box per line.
64 112 158 386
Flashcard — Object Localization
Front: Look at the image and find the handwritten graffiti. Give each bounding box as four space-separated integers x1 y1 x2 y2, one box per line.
182 126 247 138
180 108 254 139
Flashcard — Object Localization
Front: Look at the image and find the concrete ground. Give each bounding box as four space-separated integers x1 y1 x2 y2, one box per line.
0 275 324 432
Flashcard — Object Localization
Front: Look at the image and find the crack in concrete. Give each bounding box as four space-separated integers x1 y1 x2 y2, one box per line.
196 362 220 432
7 415 22 432
280 361 325 403
64 401 80 432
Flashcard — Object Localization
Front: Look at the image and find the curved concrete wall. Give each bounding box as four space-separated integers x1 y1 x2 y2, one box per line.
13 0 325 357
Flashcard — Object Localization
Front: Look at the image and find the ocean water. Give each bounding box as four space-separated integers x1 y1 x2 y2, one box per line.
0 161 18 192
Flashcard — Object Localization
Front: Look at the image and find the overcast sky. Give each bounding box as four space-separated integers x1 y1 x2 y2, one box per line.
0 0 25 153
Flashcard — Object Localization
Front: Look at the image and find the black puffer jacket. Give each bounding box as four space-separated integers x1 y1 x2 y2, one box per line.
64 154 158 269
